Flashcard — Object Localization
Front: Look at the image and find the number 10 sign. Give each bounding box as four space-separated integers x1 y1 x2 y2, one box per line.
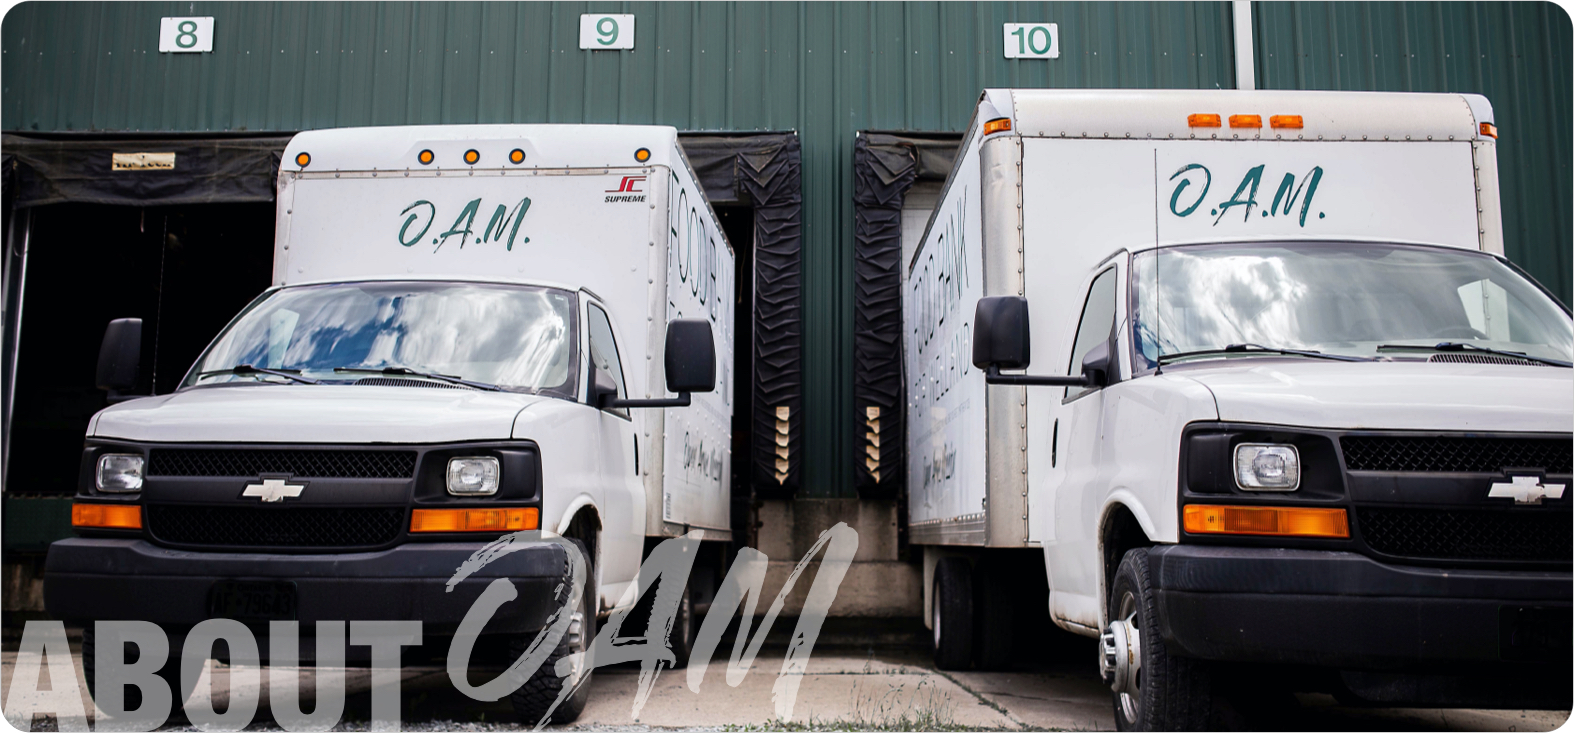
1003 23 1059 59
580 15 635 50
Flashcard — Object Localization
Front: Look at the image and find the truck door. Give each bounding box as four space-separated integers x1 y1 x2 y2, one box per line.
1040 261 1124 628
584 300 643 598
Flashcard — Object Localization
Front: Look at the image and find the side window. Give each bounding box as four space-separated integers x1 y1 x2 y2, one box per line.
587 304 628 417
1065 267 1118 401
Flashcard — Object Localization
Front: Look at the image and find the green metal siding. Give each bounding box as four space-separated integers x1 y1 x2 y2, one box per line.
3 1 1233 497
1254 1 1573 303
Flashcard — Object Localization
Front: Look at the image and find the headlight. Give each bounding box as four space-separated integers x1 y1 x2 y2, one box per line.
95 454 144 492
1234 444 1300 490
446 457 500 496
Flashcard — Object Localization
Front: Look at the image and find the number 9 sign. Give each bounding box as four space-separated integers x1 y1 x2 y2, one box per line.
579 14 635 51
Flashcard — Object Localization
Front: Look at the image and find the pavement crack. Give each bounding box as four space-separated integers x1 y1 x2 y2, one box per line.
929 671 1031 731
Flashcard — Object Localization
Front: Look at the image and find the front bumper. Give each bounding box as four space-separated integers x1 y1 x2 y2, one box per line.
1149 544 1572 669
44 537 570 637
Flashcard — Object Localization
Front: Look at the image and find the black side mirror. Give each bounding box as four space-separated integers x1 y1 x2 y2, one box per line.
592 368 620 408
1080 341 1111 387
96 318 143 403
664 319 716 394
972 296 1031 369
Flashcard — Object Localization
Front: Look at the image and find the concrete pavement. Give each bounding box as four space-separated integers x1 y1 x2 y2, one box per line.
1 634 1568 731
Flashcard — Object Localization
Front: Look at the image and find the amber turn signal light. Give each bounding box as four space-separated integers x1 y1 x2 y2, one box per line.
1269 115 1303 129
1480 122 1498 139
72 503 142 530
982 117 1013 135
410 507 539 533
1183 504 1348 538
1229 114 1263 129
1187 113 1222 128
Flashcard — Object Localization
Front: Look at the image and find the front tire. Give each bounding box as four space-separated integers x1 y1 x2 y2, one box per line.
511 538 596 725
82 625 188 725
1105 548 1212 731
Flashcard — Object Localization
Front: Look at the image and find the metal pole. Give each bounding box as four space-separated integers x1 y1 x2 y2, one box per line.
1233 0 1256 91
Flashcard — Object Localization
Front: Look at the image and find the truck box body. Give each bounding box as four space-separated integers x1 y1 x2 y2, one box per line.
905 90 1571 714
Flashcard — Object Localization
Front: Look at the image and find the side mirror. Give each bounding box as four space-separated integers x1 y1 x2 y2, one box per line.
972 296 1031 369
96 318 143 403
1080 341 1111 387
592 368 620 408
664 319 716 394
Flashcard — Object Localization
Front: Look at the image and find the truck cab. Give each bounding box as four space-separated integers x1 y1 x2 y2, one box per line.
45 125 736 725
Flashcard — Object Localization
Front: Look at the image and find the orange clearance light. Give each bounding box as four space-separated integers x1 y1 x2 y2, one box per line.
1183 504 1349 538
509 148 526 164
463 149 480 165
295 152 311 167
72 503 142 530
1187 113 1222 128
634 147 652 163
1269 115 1303 129
982 117 1013 135
1229 114 1263 129
418 149 435 165
1480 122 1498 139
410 507 539 533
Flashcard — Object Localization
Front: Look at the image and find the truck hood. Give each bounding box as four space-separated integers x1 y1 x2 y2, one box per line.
91 385 549 444
1179 360 1572 432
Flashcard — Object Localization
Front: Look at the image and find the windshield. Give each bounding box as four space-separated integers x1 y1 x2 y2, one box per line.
1133 242 1573 368
184 281 578 396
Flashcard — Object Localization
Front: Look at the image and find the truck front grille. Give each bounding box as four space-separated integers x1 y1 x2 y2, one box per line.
1340 436 1572 474
147 505 405 548
1356 507 1572 563
147 449 417 479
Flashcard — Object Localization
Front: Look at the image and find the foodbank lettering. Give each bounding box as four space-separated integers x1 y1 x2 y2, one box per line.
397 197 532 252
1168 164 1324 227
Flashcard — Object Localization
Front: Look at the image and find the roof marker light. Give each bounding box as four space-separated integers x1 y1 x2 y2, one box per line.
1187 113 1222 128
1269 115 1303 129
1229 114 1263 129
983 117 1013 135
634 147 652 163
510 148 526 164
418 149 435 165
295 152 311 168
1480 122 1498 139
463 149 480 165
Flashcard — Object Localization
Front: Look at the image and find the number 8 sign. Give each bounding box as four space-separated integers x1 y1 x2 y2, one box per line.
1003 23 1059 59
579 14 635 51
159 17 214 53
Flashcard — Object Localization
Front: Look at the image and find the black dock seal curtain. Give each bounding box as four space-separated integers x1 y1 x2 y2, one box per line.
2 134 291 208
852 132 960 499
676 133 804 498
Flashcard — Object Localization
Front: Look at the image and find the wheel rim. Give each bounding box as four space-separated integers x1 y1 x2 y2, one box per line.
1115 590 1141 725
932 580 943 650
564 588 589 685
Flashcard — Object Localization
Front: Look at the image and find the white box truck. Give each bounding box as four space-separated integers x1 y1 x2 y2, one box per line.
45 124 736 723
905 90 1572 726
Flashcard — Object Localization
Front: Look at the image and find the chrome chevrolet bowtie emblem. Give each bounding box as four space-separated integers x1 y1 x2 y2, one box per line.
242 478 306 503
1488 476 1566 505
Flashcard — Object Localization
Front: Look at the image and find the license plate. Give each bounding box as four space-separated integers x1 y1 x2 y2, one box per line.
1499 605 1571 661
208 581 297 621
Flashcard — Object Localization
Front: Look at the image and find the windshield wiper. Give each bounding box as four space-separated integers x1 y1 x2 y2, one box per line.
1376 342 1572 368
1158 343 1371 364
333 366 504 391
197 364 321 385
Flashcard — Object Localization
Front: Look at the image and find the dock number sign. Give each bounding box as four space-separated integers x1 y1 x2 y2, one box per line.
158 17 214 53
1003 23 1059 59
580 15 635 50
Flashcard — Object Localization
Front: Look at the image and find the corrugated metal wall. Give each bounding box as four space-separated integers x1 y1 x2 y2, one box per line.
1254 1 1573 303
1 1 1236 498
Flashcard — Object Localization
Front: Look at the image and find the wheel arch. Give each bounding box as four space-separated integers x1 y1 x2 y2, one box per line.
1097 496 1157 629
